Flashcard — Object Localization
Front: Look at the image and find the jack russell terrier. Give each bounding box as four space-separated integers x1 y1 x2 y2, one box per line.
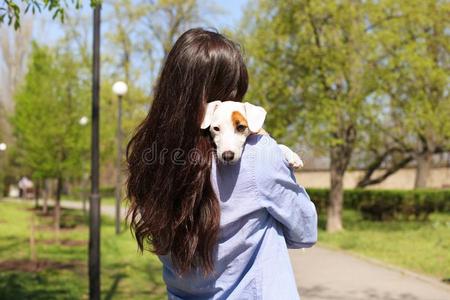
201 100 304 169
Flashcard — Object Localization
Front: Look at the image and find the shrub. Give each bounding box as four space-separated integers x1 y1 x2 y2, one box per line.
68 186 116 199
307 188 450 221
99 186 115 198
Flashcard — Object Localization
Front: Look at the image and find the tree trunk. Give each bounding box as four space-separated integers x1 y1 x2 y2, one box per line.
34 181 40 208
327 150 345 232
81 177 87 214
326 124 355 233
30 214 37 264
54 177 63 238
414 151 433 189
43 179 49 214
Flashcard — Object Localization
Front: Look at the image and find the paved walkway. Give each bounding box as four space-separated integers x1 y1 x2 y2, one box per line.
55 199 124 218
2 198 125 218
290 246 450 300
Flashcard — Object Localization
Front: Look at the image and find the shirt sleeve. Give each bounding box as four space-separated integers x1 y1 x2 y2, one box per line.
254 135 318 249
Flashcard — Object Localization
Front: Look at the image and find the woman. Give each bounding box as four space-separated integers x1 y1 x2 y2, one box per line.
127 28 317 300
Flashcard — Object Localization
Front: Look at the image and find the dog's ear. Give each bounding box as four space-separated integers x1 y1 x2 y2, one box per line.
201 101 221 129
244 102 267 132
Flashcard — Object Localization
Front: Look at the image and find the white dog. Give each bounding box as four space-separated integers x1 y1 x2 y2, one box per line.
201 101 303 168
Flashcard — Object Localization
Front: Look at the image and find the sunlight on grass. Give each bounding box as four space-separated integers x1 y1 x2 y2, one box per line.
2 201 449 298
0 201 165 300
319 210 450 280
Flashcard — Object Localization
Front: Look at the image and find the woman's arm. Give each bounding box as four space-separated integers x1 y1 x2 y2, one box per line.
254 135 318 248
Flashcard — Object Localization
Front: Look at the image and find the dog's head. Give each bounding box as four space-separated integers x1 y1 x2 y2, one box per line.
201 101 267 164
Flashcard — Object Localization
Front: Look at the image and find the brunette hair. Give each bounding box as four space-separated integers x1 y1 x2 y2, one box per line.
126 28 248 274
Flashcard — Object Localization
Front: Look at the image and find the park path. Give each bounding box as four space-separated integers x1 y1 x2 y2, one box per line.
1 198 123 218
56 199 124 218
290 246 450 300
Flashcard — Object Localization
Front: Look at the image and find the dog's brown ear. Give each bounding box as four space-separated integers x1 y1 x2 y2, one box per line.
244 102 267 132
201 101 221 129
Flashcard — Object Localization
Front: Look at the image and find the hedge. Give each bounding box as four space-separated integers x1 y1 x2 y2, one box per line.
307 188 450 221
69 186 116 198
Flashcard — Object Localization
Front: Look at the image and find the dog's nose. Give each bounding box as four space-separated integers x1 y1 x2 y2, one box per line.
222 151 235 162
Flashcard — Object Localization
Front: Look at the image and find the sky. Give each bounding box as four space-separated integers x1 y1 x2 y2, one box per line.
213 0 248 28
26 0 249 95
32 0 248 44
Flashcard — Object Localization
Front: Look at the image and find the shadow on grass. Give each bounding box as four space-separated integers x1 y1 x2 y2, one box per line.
144 260 165 298
104 272 127 300
101 261 165 299
0 237 28 254
0 271 81 300
1 202 165 299
0 259 83 273
33 205 90 227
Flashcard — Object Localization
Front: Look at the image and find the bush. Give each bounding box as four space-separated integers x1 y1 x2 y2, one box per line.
68 186 116 199
99 186 115 198
307 188 450 221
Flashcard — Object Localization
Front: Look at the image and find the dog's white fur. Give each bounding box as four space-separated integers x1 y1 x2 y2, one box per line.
201 101 303 168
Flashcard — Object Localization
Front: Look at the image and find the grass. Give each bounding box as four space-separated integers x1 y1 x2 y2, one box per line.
2 201 449 299
318 209 450 281
0 201 165 300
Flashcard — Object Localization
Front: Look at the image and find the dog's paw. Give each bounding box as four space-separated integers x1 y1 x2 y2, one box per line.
278 144 304 170
287 152 304 169
278 145 303 169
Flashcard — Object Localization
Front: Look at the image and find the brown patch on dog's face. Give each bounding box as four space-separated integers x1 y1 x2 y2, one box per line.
231 111 249 134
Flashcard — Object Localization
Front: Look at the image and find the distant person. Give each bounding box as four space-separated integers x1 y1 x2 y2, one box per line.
18 176 33 199
126 28 317 299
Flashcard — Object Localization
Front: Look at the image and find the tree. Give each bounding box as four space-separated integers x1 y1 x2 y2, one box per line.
0 20 33 192
13 43 89 232
106 0 221 92
242 0 379 232
101 0 222 165
242 0 450 228
370 0 450 188
0 0 99 29
326 0 450 190
0 20 32 113
141 0 213 59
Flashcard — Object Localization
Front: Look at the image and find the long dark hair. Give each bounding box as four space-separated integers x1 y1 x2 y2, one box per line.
126 28 248 274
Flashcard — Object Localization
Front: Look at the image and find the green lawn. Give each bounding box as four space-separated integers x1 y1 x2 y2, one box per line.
2 202 449 299
0 201 165 300
318 209 450 281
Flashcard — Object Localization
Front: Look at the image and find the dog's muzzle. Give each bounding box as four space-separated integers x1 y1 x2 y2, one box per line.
222 151 235 162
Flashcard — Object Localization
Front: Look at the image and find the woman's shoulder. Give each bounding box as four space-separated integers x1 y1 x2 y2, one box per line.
244 134 290 174
245 134 281 154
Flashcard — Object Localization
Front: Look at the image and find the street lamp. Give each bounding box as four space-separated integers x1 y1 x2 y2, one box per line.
0 143 6 199
79 116 89 213
79 116 89 126
112 81 127 235
89 4 101 300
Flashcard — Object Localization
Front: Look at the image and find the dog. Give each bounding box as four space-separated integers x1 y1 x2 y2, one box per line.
201 100 303 169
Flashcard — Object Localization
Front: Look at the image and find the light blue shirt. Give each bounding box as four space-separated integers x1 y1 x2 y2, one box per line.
159 135 318 299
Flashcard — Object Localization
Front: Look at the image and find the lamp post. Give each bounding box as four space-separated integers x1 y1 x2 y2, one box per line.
112 81 127 235
0 143 6 200
89 3 101 300
79 116 89 213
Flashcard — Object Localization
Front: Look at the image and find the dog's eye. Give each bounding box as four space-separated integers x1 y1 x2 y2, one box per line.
236 124 247 132
213 126 220 132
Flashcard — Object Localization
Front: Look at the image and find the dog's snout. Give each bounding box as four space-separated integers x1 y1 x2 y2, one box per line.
222 151 235 162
